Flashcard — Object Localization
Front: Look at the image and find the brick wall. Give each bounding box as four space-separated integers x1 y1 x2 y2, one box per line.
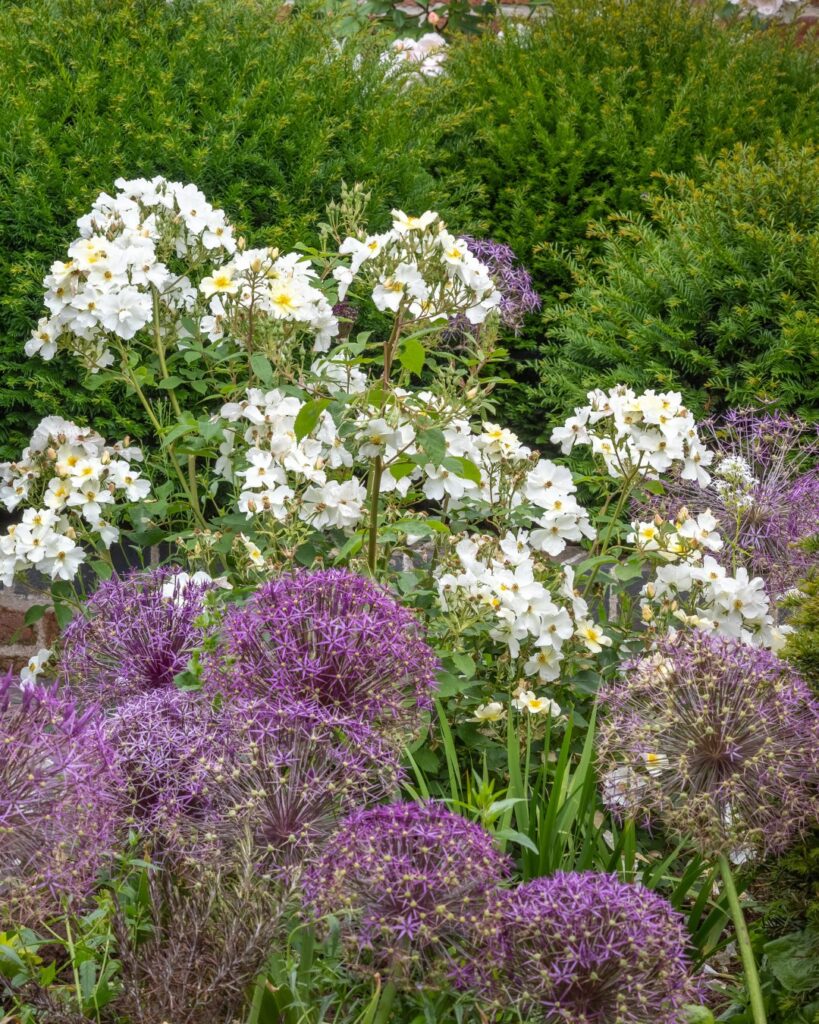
0 588 58 676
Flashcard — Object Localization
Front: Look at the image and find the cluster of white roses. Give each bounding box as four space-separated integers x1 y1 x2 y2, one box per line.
198 247 339 353
438 535 609 685
381 32 448 79
26 177 236 371
713 454 757 513
551 385 714 485
626 505 783 648
219 365 598 551
334 209 501 326
0 417 149 586
643 557 784 650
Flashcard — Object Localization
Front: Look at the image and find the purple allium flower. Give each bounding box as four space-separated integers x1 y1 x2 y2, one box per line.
445 236 541 342
60 567 212 707
303 801 510 986
597 631 819 859
106 689 235 839
220 702 402 878
484 872 697 1023
0 673 117 927
640 409 819 597
205 569 439 744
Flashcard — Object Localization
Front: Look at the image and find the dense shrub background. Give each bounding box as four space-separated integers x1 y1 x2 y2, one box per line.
1 0 818 457
433 0 819 439
534 143 819 428
0 0 472 457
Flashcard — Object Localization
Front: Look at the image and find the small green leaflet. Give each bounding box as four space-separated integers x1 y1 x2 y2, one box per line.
294 398 331 441
398 337 425 376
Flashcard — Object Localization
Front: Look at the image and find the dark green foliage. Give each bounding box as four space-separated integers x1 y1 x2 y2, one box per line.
431 0 819 439
534 142 819 434
0 0 472 457
783 573 819 690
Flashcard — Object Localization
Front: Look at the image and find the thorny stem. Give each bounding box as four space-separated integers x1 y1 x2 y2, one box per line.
718 854 768 1024
119 358 209 532
152 287 203 524
366 313 404 577
583 458 644 598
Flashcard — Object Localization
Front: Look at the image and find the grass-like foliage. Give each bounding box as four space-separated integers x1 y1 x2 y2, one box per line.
535 142 819 429
0 0 472 457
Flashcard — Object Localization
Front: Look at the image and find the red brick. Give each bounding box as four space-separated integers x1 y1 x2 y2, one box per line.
0 607 36 645
41 610 60 646
0 655 30 674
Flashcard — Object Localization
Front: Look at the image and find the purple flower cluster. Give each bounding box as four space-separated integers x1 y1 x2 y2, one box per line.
106 689 234 838
597 630 819 858
303 801 510 986
60 567 212 707
484 872 697 1023
0 673 118 927
444 236 541 342
206 569 439 745
222 703 401 878
642 409 819 597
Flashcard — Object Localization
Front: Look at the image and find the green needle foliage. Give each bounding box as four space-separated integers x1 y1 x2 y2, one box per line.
535 142 819 431
432 0 819 438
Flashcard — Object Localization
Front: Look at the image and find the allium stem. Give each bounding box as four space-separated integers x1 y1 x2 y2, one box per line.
718 854 767 1024
372 979 398 1024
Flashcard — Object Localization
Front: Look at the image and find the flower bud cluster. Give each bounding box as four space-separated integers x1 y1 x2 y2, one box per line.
0 416 149 586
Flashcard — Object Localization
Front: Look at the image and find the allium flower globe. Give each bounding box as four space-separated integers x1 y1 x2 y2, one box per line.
60 567 212 707
107 689 235 838
303 801 509 985
484 872 697 1023
221 703 401 878
598 631 819 858
207 569 439 742
0 674 117 927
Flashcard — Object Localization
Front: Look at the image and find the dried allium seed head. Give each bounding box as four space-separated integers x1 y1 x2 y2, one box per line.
303 801 510 987
597 631 819 858
0 674 118 927
205 569 439 745
483 872 697 1024
60 567 212 707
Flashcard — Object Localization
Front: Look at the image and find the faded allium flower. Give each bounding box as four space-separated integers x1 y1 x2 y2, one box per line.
206 569 439 744
445 236 541 342
598 631 819 859
223 703 401 879
112 838 282 1024
303 801 509 986
106 689 235 841
0 673 117 927
60 567 212 707
484 872 697 1023
642 409 819 597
